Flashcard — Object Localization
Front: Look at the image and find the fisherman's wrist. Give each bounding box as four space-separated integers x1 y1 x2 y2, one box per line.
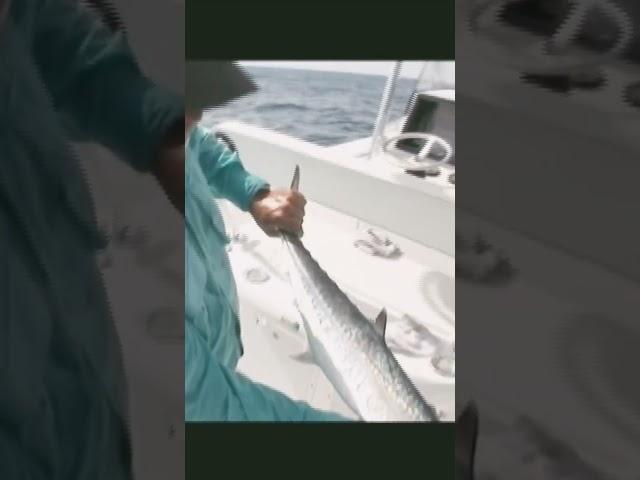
245 182 270 212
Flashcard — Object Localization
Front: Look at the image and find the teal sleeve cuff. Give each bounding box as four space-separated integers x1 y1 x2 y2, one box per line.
238 173 269 212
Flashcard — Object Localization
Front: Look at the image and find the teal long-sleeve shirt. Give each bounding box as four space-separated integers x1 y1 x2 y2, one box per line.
1 2 182 479
185 125 349 421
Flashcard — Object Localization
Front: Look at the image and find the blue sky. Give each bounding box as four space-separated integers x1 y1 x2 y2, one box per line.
239 61 427 79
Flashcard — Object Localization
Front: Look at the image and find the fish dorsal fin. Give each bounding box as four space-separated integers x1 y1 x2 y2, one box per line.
373 308 387 339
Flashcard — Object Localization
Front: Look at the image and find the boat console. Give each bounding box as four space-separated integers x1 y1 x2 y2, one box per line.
383 90 456 183
396 90 455 165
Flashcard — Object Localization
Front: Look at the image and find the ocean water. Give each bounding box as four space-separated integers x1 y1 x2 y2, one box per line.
201 67 418 147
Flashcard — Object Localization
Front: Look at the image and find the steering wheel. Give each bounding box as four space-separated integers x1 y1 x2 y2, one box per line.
382 133 453 171
467 0 634 74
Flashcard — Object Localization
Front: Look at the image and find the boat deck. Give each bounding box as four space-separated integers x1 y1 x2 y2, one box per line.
222 199 456 420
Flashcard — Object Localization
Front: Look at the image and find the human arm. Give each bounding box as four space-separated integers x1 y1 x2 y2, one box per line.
185 321 352 422
194 128 305 235
190 126 267 211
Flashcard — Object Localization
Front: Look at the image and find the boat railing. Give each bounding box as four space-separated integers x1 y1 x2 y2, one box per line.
367 61 403 159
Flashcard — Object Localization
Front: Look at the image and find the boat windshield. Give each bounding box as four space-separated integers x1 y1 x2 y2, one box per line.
414 61 455 92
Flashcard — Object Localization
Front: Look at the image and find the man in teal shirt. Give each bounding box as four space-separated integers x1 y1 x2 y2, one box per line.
184 76 348 420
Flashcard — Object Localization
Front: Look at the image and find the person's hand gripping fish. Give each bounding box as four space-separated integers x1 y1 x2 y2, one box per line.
249 177 306 237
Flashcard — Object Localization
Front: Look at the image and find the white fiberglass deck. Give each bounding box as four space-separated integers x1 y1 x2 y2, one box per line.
221 199 456 420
